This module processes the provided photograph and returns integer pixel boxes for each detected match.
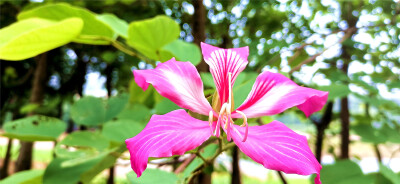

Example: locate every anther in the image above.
[208,111,214,135]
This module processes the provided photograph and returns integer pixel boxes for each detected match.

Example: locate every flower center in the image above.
[208,72,248,142]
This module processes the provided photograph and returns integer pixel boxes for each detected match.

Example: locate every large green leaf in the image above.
[55,131,110,159]
[0,170,44,184]
[70,96,105,126]
[102,119,145,143]
[318,84,351,101]
[105,94,129,122]
[320,160,374,184]
[97,13,128,38]
[17,3,115,45]
[0,18,83,61]
[2,115,66,141]
[117,103,151,122]
[127,15,180,60]
[380,164,400,184]
[127,169,179,184]
[154,98,180,115]
[353,124,387,144]
[161,39,202,65]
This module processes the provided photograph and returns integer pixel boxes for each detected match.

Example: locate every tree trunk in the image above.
[231,146,241,184]
[192,0,208,72]
[315,102,334,162]
[339,2,358,160]
[15,53,48,172]
[0,139,13,179]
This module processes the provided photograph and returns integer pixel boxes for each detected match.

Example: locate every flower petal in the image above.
[201,42,249,104]
[125,109,211,177]
[233,71,328,118]
[231,121,321,184]
[134,58,212,115]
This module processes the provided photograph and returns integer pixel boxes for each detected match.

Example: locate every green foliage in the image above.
[70,96,106,126]
[320,160,374,184]
[127,168,179,184]
[17,3,115,44]
[105,94,129,122]
[318,84,351,101]
[127,15,180,61]
[102,119,145,143]
[55,131,110,159]
[380,164,400,184]
[0,18,83,60]
[97,13,129,39]
[2,115,66,141]
[0,170,44,184]
[161,39,202,65]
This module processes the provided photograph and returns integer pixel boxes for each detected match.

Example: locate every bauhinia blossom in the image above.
[126,43,328,184]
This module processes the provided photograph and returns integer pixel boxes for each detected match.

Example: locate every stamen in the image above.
[215,103,228,137]
[208,111,214,135]
[228,72,232,106]
[236,110,248,142]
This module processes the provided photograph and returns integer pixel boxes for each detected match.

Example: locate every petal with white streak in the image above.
[233,71,328,118]
[134,58,212,115]
[201,42,249,104]
[125,109,211,177]
[231,121,321,184]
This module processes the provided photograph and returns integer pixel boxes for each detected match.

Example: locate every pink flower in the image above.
[126,43,328,184]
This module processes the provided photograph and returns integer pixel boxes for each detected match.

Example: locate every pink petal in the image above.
[231,121,321,184]
[200,42,249,104]
[133,58,212,115]
[125,109,211,177]
[233,71,328,118]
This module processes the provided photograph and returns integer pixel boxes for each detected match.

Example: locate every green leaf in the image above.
[317,84,351,101]
[0,170,44,184]
[161,39,202,65]
[127,15,180,60]
[183,144,218,178]
[97,13,128,38]
[117,103,151,122]
[70,96,105,126]
[105,94,129,122]
[55,131,110,159]
[2,115,66,141]
[0,18,83,61]
[200,72,215,88]
[320,160,373,184]
[380,164,400,184]
[154,98,180,115]
[17,3,115,45]
[352,124,387,144]
[127,169,179,184]
[102,119,145,143]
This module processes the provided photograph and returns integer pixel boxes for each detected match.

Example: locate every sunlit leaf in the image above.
[0,18,83,61]
[127,15,180,60]
[318,84,351,101]
[97,13,128,38]
[2,115,66,141]
[17,3,115,45]
[161,39,202,65]
[0,170,44,184]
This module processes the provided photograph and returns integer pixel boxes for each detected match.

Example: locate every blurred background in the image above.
[0,0,399,184]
